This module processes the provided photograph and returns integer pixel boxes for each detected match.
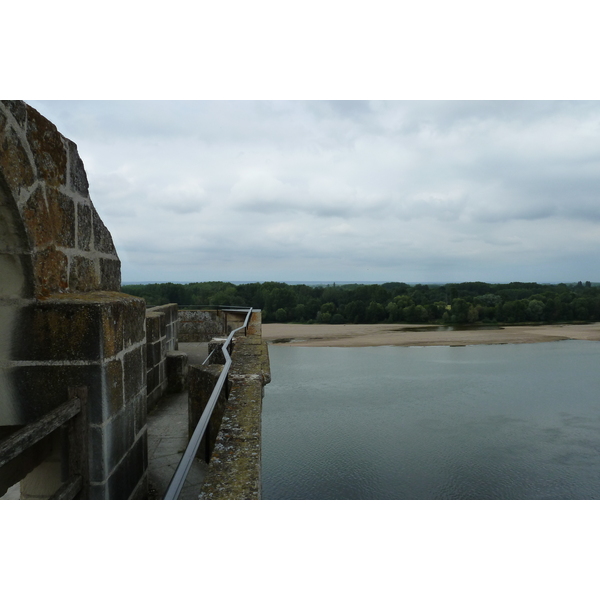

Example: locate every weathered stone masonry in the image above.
[189,310,271,500]
[146,303,180,411]
[1,101,270,500]
[0,101,147,499]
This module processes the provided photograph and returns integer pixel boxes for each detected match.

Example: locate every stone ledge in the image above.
[198,313,270,500]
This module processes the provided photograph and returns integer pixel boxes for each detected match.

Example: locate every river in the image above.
[261,340,600,499]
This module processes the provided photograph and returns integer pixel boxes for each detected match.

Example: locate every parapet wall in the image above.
[190,310,271,500]
[178,309,248,342]
[179,309,227,342]
[146,303,178,411]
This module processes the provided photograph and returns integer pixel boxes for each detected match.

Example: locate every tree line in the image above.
[121,280,600,325]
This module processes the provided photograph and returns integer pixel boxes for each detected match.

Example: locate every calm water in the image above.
[262,341,600,499]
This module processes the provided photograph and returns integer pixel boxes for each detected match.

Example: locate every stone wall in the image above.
[0,101,120,300]
[179,310,226,342]
[0,101,147,499]
[14,292,148,499]
[178,309,246,342]
[189,311,271,500]
[146,303,178,411]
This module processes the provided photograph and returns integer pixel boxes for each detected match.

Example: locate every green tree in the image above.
[467,305,479,323]
[294,303,307,321]
[450,298,470,323]
[366,302,386,323]
[320,302,336,315]
[316,311,332,323]
[527,300,545,321]
[414,305,429,323]
[344,300,366,323]
[386,301,400,322]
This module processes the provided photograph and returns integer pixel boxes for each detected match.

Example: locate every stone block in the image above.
[165,323,174,348]
[66,139,89,197]
[145,340,156,369]
[25,104,67,188]
[158,314,167,339]
[208,338,228,364]
[33,246,69,297]
[165,303,178,324]
[100,301,124,358]
[99,257,120,291]
[153,340,162,367]
[22,186,53,247]
[14,301,102,362]
[77,203,92,251]
[122,295,145,345]
[133,392,147,436]
[124,346,145,400]
[90,402,137,485]
[69,255,98,292]
[104,359,124,415]
[188,364,227,460]
[91,206,116,254]
[146,311,161,342]
[153,303,177,321]
[166,350,188,393]
[141,343,147,381]
[46,187,75,248]
[0,122,35,197]
[145,342,153,370]
[247,310,262,336]
[104,402,135,474]
[11,363,102,423]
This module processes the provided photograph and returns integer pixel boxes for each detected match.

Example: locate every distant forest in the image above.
[121,280,600,325]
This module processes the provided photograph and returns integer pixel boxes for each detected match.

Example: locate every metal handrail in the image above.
[163,306,254,500]
[154,304,253,311]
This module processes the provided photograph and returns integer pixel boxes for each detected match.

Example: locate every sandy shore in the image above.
[262,322,600,348]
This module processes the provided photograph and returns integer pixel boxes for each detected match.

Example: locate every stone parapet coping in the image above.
[198,314,270,500]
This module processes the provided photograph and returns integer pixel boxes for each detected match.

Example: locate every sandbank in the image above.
[262,322,600,348]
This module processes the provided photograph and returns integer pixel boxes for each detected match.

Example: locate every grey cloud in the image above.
[23,100,600,284]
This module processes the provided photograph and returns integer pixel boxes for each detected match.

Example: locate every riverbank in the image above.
[262,322,600,347]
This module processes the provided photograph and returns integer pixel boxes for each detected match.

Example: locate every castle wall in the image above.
[146,303,178,411]
[178,309,247,342]
[0,101,148,499]
[178,309,227,342]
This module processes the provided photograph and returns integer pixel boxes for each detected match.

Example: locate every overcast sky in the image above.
[27,100,600,284]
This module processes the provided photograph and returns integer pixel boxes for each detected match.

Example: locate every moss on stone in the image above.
[198,315,271,500]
